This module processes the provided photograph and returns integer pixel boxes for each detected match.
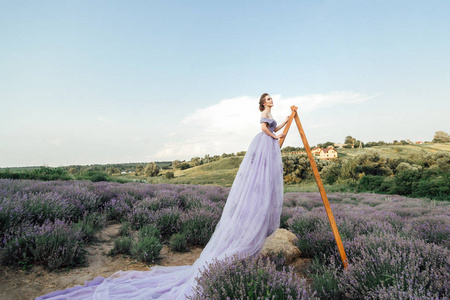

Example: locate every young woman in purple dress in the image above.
[38,93,288,300]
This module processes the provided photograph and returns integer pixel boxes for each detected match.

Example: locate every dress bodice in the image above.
[260,118,277,133]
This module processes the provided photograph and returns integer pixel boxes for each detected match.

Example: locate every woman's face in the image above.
[264,95,273,108]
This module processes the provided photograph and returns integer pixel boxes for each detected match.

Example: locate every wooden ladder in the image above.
[279,105,348,269]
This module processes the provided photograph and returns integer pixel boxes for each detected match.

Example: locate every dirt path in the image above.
[0,224,203,300]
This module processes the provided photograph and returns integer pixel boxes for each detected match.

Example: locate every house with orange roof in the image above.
[311,147,322,156]
[319,146,338,160]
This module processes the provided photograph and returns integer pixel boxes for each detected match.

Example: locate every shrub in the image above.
[357,175,386,192]
[311,233,450,299]
[288,210,336,259]
[165,171,174,179]
[144,163,160,177]
[288,206,396,261]
[0,167,71,181]
[138,224,161,239]
[119,221,132,236]
[189,255,316,299]
[110,236,133,255]
[131,235,162,264]
[180,163,190,170]
[182,207,220,246]
[1,220,86,270]
[170,233,188,252]
[393,169,422,195]
[127,207,154,230]
[20,192,73,225]
[85,172,109,182]
[73,212,106,242]
[404,215,450,248]
[152,207,181,237]
[104,197,132,221]
[413,172,450,201]
[310,256,343,300]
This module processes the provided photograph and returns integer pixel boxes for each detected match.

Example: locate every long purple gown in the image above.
[38,117,283,300]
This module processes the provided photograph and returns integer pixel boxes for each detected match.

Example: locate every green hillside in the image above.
[137,156,244,186]
[117,143,450,189]
[338,142,450,159]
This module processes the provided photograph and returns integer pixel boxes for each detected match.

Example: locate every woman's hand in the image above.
[276,133,286,140]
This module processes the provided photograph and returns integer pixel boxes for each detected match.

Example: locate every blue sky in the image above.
[1,1,449,167]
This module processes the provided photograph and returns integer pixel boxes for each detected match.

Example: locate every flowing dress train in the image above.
[38,117,283,300]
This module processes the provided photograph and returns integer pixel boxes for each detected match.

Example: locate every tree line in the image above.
[282,150,449,200]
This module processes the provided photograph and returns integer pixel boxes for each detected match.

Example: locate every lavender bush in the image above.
[131,235,163,264]
[1,179,449,299]
[284,193,450,298]
[73,212,106,242]
[311,234,450,299]
[189,255,316,300]
[181,206,221,246]
[1,219,86,270]
[119,221,132,236]
[170,233,188,252]
[110,236,133,255]
[152,207,182,237]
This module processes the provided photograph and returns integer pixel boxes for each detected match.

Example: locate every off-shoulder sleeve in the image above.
[260,117,275,124]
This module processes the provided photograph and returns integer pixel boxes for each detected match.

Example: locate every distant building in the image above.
[311,147,322,156]
[284,146,338,160]
[333,143,345,149]
[415,141,424,144]
[319,146,338,160]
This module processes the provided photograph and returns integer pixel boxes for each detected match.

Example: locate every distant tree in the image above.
[135,164,144,174]
[144,163,160,177]
[172,160,181,169]
[68,167,78,175]
[190,157,202,166]
[353,151,393,177]
[433,131,450,143]
[393,140,399,145]
[399,140,408,145]
[345,136,356,147]
[180,162,190,170]
[165,171,174,179]
[236,151,246,156]
[317,141,335,149]
[106,167,121,175]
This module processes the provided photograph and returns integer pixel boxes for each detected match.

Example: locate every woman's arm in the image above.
[274,116,290,132]
[261,123,286,139]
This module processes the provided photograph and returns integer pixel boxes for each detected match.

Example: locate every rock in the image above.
[261,228,301,264]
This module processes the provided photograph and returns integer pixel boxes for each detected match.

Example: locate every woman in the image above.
[38,93,288,300]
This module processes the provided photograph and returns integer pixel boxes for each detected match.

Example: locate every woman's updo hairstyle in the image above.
[259,93,269,112]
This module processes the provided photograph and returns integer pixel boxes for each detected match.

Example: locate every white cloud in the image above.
[151,91,371,161]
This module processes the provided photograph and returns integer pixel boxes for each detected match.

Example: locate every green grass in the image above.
[338,143,450,159]
[283,181,354,193]
[119,156,243,187]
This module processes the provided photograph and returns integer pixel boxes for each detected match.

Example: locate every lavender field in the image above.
[0,179,449,299]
